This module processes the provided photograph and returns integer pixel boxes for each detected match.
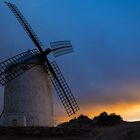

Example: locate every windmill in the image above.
[0,2,79,127]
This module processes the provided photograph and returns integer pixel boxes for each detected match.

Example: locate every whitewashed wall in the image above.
[3,65,53,127]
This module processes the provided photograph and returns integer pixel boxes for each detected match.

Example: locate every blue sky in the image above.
[1,0,140,122]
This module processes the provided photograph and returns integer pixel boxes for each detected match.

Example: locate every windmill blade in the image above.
[46,61,79,116]
[0,49,39,86]
[50,41,73,57]
[5,2,44,54]
[5,2,79,116]
[0,49,38,75]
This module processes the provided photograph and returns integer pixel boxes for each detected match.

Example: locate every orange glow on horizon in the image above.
[55,102,140,124]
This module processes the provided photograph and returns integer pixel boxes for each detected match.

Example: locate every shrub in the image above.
[93,112,123,126]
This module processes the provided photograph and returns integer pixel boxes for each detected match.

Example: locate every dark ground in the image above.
[0,114,140,140]
[0,122,140,140]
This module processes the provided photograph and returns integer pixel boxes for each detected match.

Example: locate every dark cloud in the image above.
[80,83,140,107]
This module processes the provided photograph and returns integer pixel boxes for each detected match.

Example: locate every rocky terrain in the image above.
[0,112,139,140]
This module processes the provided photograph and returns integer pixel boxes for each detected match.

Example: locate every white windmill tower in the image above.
[0,2,79,127]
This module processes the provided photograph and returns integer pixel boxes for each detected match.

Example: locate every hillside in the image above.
[58,112,123,128]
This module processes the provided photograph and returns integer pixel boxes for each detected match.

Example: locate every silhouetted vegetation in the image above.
[70,114,92,124]
[58,112,123,128]
[93,112,123,126]
[58,114,92,128]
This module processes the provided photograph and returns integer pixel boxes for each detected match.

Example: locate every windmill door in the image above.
[12,119,17,127]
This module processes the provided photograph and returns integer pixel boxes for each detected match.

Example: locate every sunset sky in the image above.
[0,0,140,123]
